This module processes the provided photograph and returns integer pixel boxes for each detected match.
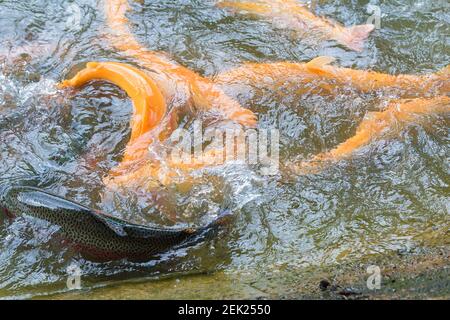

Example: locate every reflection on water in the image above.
[0,0,448,298]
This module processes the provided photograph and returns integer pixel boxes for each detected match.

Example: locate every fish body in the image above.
[217,0,375,52]
[290,96,450,173]
[215,57,450,98]
[0,186,231,262]
[322,96,450,159]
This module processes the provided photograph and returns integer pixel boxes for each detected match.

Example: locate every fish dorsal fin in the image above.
[102,217,128,236]
[436,65,449,77]
[189,81,213,112]
[305,56,336,76]
[90,210,128,237]
[101,218,127,237]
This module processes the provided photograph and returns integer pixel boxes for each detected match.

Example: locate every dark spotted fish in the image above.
[0,186,231,262]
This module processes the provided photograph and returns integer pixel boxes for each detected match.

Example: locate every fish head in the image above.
[0,185,27,219]
[0,184,13,218]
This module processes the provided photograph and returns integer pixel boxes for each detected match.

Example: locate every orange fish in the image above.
[103,147,227,190]
[289,96,450,174]
[215,56,450,98]
[216,0,375,52]
[59,62,169,184]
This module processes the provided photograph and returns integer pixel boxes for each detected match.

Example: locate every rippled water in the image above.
[0,0,448,299]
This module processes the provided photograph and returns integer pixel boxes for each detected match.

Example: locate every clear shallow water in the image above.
[0,0,448,299]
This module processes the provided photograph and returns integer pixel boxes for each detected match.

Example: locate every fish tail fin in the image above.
[436,65,450,77]
[199,208,234,236]
[177,209,234,249]
[214,208,234,227]
[336,24,375,52]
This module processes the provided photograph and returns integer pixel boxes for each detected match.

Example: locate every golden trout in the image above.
[217,0,375,52]
[215,56,450,98]
[289,96,450,173]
